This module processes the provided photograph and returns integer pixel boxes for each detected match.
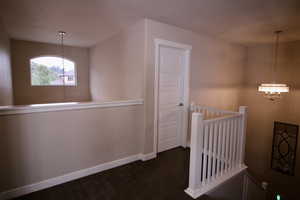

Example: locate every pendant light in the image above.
[59,31,67,101]
[258,30,289,101]
[58,31,66,86]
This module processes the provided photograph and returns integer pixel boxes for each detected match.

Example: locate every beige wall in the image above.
[11,39,91,105]
[89,19,246,154]
[0,105,144,192]
[89,36,123,100]
[0,19,13,105]
[242,41,300,199]
[1,19,248,195]
[90,20,145,101]
[143,19,246,153]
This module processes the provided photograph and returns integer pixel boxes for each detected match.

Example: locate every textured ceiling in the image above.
[1,0,300,47]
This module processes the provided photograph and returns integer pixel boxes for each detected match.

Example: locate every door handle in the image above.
[178,103,184,106]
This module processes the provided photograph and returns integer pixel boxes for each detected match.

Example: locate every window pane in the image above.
[30,56,76,86]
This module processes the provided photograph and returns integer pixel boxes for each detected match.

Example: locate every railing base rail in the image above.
[185,165,247,199]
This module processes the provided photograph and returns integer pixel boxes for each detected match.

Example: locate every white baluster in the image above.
[239,106,248,167]
[236,117,241,165]
[232,118,238,168]
[207,123,214,182]
[202,125,209,185]
[216,121,222,177]
[187,112,204,192]
[228,119,233,170]
[221,120,226,176]
[225,120,230,172]
[231,119,236,169]
[212,122,218,180]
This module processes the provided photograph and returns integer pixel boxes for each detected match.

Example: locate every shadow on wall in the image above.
[241,41,300,199]
[0,19,13,106]
[0,116,24,192]
[242,74,300,198]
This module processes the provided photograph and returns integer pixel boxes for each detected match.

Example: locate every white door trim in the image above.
[154,38,192,154]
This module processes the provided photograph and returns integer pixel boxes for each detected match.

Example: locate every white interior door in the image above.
[157,45,186,153]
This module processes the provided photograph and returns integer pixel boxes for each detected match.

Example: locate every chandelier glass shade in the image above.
[258,83,289,93]
[258,83,289,100]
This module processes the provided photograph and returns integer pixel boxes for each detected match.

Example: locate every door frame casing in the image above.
[154,38,192,154]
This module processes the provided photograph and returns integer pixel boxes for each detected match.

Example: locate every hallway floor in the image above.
[13,148,210,200]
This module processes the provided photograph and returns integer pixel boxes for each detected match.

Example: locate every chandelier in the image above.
[258,30,289,101]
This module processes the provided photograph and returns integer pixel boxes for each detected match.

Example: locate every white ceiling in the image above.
[1,0,300,47]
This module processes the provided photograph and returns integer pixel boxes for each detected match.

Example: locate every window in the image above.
[30,56,76,86]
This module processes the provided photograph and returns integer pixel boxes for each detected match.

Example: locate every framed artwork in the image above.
[271,121,298,176]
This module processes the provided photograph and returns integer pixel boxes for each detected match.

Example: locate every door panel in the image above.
[158,46,185,153]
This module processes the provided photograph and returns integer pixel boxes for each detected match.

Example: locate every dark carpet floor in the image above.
[13,147,209,200]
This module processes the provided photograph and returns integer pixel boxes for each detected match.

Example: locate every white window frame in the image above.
[30,56,77,87]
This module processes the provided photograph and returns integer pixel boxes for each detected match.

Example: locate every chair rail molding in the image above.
[0,99,144,116]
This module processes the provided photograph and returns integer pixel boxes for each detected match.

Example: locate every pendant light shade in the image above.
[258,83,289,93]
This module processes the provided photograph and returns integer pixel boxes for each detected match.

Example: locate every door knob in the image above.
[178,103,184,106]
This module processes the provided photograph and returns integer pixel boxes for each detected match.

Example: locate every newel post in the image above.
[239,106,248,166]
[186,112,204,196]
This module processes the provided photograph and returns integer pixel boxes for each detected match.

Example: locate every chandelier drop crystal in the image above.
[258,30,289,101]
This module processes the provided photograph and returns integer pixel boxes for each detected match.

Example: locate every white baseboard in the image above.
[0,153,151,200]
[139,152,157,161]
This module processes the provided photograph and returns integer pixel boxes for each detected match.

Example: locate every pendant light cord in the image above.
[272,31,281,83]
[59,31,66,100]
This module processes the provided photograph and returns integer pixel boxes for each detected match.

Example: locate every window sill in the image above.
[0,99,144,116]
